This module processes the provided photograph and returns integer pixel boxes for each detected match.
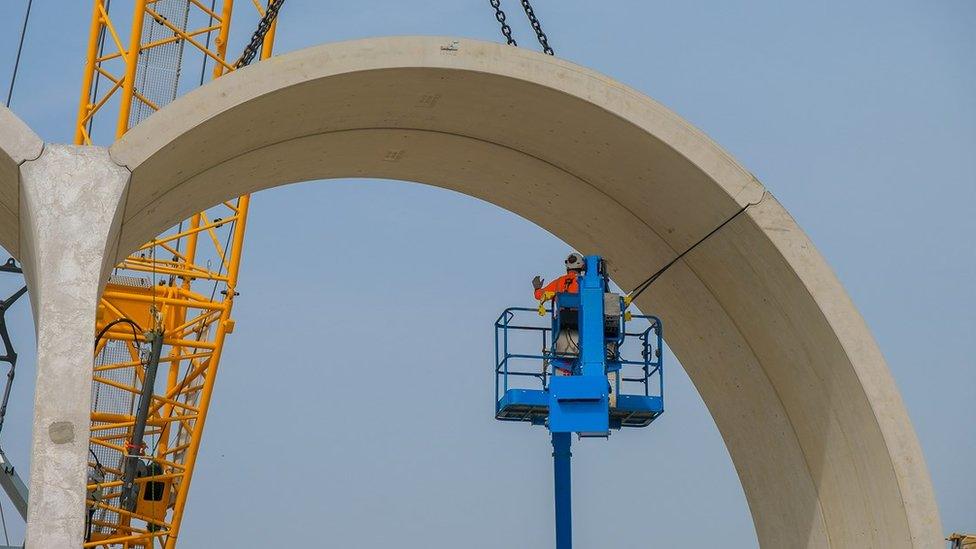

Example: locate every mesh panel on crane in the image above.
[90,338,141,535]
[128,0,192,129]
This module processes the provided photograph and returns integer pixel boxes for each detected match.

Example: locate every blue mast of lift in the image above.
[551,431,572,549]
[494,254,665,549]
[546,255,610,548]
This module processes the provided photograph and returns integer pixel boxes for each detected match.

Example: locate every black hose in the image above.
[94,318,143,351]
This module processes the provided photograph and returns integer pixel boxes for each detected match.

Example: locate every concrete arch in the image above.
[0,105,44,256]
[12,37,941,546]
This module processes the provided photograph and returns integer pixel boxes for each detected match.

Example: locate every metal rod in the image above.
[120,328,164,511]
[0,446,27,520]
[114,0,148,137]
[0,286,27,436]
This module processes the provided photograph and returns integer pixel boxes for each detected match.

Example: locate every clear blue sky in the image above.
[0,1,972,547]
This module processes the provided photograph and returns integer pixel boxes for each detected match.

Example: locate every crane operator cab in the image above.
[493,253,664,549]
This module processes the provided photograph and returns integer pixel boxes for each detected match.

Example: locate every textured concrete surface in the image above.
[18,145,129,548]
[0,37,941,547]
[0,106,43,257]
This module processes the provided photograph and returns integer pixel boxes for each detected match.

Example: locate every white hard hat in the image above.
[565,253,585,271]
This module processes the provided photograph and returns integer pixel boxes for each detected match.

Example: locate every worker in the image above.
[533,253,585,375]
[532,253,583,301]
[533,254,620,403]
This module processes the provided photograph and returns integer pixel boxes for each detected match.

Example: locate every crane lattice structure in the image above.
[74,1,279,547]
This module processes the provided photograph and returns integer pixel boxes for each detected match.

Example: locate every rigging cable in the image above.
[208,219,235,302]
[208,0,286,299]
[627,192,769,303]
[197,0,218,86]
[209,0,288,299]
[5,0,33,107]
[177,0,219,257]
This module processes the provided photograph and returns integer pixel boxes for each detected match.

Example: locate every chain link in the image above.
[234,0,285,69]
[520,0,553,55]
[489,0,518,47]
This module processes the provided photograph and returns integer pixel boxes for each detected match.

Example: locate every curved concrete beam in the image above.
[0,105,43,256]
[90,37,938,546]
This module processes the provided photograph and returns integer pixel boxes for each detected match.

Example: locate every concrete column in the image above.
[18,145,129,548]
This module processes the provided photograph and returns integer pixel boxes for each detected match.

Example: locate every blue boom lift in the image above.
[494,255,664,548]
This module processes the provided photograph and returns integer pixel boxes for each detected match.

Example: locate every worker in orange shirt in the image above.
[532,253,583,301]
[532,253,586,375]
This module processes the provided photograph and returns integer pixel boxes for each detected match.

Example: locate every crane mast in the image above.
[73,1,278,547]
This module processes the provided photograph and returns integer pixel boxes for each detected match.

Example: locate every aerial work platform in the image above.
[496,389,662,428]
[493,255,666,548]
[494,306,664,431]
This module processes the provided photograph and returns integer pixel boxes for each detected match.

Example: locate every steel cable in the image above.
[627,192,769,302]
[5,0,33,107]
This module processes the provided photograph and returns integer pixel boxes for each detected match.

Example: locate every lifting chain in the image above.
[234,0,285,69]
[487,0,554,56]
[519,0,554,55]
[489,0,518,46]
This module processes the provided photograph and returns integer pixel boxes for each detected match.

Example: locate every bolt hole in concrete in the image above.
[47,422,73,445]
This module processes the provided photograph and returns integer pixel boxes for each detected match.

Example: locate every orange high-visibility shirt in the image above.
[534,272,579,300]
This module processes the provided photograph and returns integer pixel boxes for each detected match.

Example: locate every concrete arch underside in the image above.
[0,37,940,547]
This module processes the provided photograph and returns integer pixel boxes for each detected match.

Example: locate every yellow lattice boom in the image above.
[74,1,278,547]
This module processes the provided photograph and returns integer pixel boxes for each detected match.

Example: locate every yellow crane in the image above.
[73,1,280,547]
[949,534,976,549]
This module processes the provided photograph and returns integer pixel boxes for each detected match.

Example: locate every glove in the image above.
[531,276,544,290]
